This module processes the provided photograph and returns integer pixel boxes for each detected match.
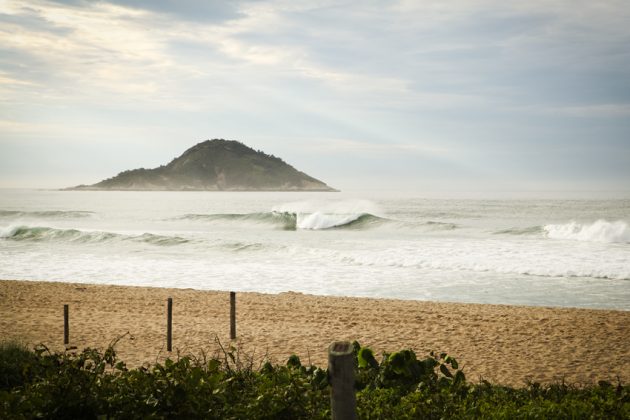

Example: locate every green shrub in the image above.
[0,341,39,390]
[0,340,627,419]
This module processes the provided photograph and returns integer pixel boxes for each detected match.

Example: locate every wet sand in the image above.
[1,279,628,386]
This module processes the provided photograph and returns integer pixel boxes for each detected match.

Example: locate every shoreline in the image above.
[1,279,629,387]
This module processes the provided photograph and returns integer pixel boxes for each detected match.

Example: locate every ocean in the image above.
[1,189,629,310]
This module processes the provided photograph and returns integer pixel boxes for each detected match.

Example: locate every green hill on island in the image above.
[69,139,336,191]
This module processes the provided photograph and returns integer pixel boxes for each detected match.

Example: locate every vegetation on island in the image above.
[1,339,628,419]
[69,139,336,191]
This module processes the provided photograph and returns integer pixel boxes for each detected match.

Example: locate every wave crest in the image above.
[177,212,297,230]
[543,220,630,243]
[0,225,188,246]
[0,210,94,219]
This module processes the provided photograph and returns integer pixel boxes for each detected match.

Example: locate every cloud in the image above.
[0,0,212,112]
[44,0,248,22]
[4,0,627,112]
[0,0,629,190]
[0,8,72,35]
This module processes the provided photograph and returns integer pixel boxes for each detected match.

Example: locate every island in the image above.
[68,139,337,191]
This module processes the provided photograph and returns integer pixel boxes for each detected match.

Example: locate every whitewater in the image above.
[1,189,629,310]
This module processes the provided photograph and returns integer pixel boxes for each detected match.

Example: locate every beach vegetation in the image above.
[0,341,39,391]
[0,340,627,419]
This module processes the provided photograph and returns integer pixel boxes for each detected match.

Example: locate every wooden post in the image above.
[329,341,357,420]
[230,292,236,340]
[166,297,172,352]
[63,304,69,346]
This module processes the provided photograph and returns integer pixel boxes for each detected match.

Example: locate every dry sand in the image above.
[1,279,628,387]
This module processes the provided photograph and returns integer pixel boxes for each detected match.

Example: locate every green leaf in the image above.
[450,358,459,370]
[439,364,453,378]
[207,359,220,372]
[454,370,465,384]
[286,354,301,369]
[388,352,406,374]
[358,347,378,369]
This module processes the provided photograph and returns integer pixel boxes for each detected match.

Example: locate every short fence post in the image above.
[328,341,357,420]
[230,292,236,340]
[63,304,69,346]
[167,297,173,352]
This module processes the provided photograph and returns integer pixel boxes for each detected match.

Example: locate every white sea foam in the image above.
[296,212,362,230]
[0,224,21,238]
[543,220,630,243]
[333,244,630,281]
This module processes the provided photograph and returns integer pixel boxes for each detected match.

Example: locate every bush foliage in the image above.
[0,339,628,419]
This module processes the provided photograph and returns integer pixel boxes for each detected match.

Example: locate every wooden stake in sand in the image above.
[328,341,357,420]
[63,304,69,346]
[230,291,236,340]
[166,297,173,352]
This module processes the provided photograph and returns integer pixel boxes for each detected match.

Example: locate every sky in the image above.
[1,0,629,194]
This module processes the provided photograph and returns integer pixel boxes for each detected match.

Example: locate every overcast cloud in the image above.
[1,0,629,194]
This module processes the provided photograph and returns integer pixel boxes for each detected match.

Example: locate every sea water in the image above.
[0,189,628,310]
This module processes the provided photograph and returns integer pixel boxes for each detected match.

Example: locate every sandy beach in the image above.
[1,279,628,387]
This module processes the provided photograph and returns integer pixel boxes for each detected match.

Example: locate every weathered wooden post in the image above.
[230,291,236,340]
[63,304,69,346]
[328,341,357,420]
[166,297,173,352]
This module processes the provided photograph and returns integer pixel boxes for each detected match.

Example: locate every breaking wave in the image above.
[0,209,94,218]
[295,212,385,230]
[176,211,388,231]
[0,225,188,246]
[544,220,630,244]
[494,220,630,244]
[175,200,459,231]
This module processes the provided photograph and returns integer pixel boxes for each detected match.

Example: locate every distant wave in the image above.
[420,221,459,231]
[544,220,630,244]
[176,211,389,231]
[130,232,189,246]
[0,210,94,219]
[0,225,188,246]
[177,212,297,230]
[494,226,544,236]
[221,241,267,252]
